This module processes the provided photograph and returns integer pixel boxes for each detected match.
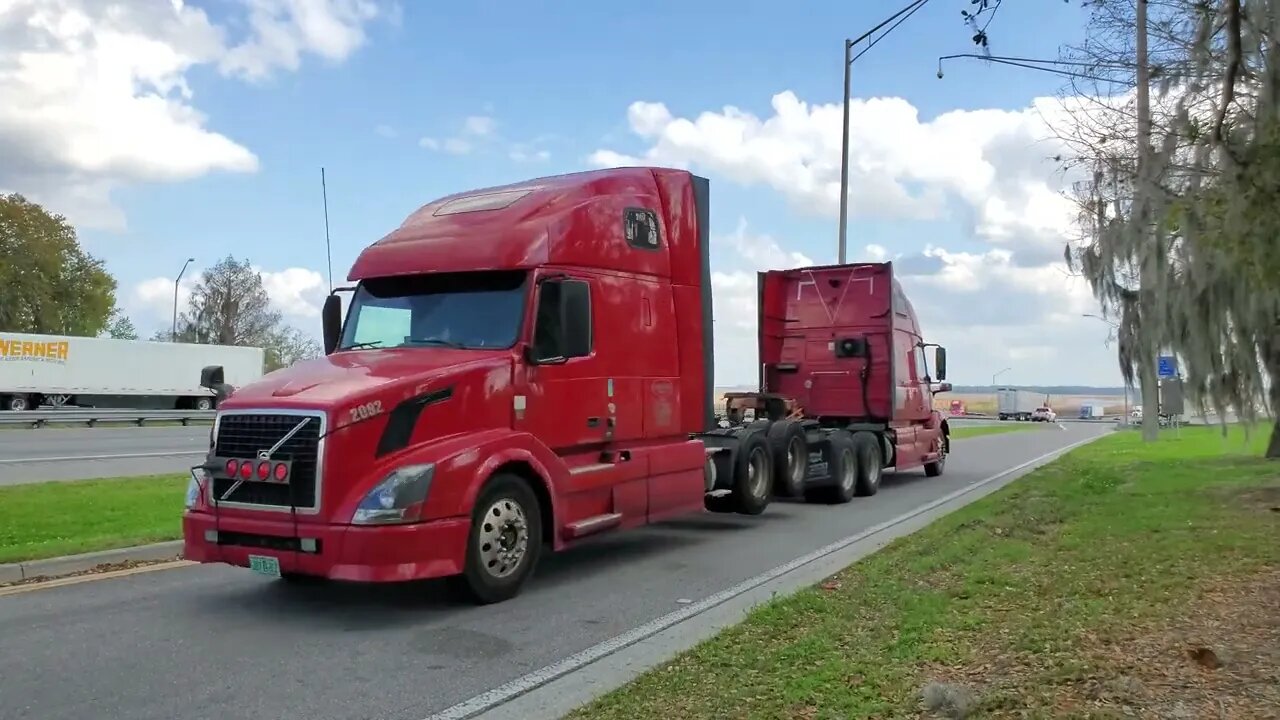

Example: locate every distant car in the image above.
[1031,406,1057,422]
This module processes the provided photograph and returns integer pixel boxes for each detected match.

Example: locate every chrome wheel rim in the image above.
[478,497,529,579]
[787,437,805,487]
[747,447,769,498]
[839,448,856,490]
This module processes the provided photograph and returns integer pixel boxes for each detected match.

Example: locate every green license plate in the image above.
[248,554,281,578]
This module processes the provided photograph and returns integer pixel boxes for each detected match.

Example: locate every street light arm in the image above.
[847,0,931,53]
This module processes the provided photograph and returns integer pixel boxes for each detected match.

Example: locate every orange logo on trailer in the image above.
[0,337,70,364]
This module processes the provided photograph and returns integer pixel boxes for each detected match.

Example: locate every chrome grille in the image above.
[212,412,323,510]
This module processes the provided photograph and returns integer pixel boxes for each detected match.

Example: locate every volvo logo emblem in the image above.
[257,449,271,460]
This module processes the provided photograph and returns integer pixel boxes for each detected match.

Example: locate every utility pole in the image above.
[173,257,194,342]
[838,38,853,264]
[1134,0,1160,442]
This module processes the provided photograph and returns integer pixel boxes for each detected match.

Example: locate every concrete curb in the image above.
[0,540,183,583]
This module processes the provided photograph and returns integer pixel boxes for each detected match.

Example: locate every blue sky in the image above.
[1,0,1119,387]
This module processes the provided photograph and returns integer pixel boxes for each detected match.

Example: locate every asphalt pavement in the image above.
[0,423,1107,720]
[0,426,209,485]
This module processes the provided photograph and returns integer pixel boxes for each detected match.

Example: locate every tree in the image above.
[0,193,117,335]
[176,256,282,347]
[1059,0,1280,456]
[103,308,139,340]
[265,326,322,372]
[968,1,1279,455]
[175,255,322,373]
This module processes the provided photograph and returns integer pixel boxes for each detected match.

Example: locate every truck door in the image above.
[517,275,606,455]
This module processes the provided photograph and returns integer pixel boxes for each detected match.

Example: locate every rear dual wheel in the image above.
[705,427,773,515]
[767,420,808,498]
[804,431,882,503]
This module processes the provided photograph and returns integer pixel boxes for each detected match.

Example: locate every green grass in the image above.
[569,426,1280,720]
[0,474,186,564]
[949,423,1048,439]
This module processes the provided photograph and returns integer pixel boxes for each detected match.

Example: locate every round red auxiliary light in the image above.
[273,462,288,482]
[239,461,252,479]
[225,459,239,477]
[256,461,271,480]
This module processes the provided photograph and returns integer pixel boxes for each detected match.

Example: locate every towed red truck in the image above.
[183,166,952,604]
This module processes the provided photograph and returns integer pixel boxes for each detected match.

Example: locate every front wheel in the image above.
[924,435,948,477]
[452,473,543,605]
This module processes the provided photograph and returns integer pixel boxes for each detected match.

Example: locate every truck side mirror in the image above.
[322,294,342,355]
[934,346,947,381]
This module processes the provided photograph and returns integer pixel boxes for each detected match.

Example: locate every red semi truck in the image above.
[182,167,952,604]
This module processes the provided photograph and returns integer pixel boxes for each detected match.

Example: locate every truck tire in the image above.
[452,473,543,605]
[804,430,857,504]
[194,397,215,411]
[730,429,772,515]
[924,434,948,477]
[766,419,808,498]
[850,431,883,496]
[4,395,31,412]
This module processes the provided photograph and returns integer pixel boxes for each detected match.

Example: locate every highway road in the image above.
[0,423,1107,720]
[0,426,209,486]
[0,417,1117,486]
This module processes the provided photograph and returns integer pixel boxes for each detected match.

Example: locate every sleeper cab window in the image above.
[624,208,661,250]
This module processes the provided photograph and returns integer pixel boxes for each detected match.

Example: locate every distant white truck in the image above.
[0,332,264,411]
[997,388,1044,421]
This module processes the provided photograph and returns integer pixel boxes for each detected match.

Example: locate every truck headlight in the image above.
[186,467,210,509]
[351,463,435,525]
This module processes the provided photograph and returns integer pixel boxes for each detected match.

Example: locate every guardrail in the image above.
[0,408,215,428]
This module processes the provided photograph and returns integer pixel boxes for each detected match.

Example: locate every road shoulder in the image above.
[432,432,1109,720]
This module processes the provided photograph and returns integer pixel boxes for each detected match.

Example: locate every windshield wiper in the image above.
[342,341,383,350]
[405,337,468,349]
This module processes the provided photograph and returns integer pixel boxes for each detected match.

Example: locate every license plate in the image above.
[248,554,281,578]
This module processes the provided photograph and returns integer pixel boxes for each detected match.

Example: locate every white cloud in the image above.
[462,115,496,137]
[374,123,397,138]
[590,91,1081,264]
[420,114,499,156]
[0,0,387,230]
[593,90,1122,386]
[509,145,552,163]
[218,0,382,81]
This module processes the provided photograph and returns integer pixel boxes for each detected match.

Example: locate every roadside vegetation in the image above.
[569,426,1280,719]
[0,474,184,563]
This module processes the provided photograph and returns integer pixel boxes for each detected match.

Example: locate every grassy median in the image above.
[948,422,1049,440]
[570,426,1280,719]
[0,474,185,564]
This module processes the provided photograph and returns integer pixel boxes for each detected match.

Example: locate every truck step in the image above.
[563,513,623,540]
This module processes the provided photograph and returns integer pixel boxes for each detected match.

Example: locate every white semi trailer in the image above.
[0,333,263,411]
[996,388,1045,421]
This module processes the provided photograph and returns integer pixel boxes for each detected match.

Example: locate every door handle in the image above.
[586,417,601,428]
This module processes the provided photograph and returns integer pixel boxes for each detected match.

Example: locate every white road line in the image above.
[423,432,1105,720]
[0,450,204,465]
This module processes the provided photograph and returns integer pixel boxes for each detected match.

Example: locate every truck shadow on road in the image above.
[186,530,712,626]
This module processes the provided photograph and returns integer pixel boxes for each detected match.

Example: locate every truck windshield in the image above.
[339,270,528,351]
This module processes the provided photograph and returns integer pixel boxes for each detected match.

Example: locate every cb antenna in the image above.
[321,167,333,293]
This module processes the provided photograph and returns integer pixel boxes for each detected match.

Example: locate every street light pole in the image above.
[838,37,853,264]
[837,0,932,263]
[173,257,194,342]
